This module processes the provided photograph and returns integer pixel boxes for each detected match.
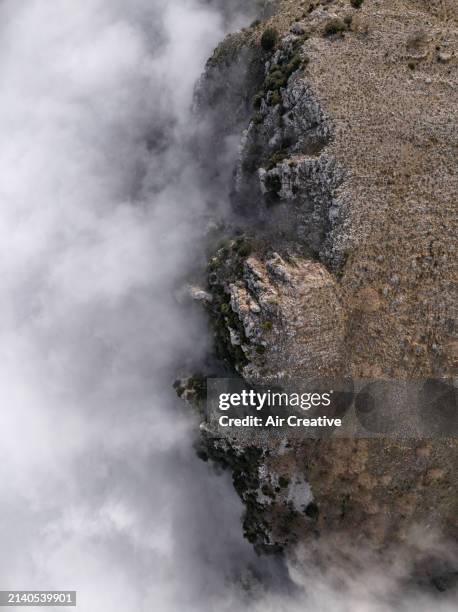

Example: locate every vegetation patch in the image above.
[261,27,279,52]
[265,173,282,194]
[267,149,289,170]
[269,91,282,106]
[264,53,304,94]
[323,18,348,37]
[206,237,259,373]
[252,92,264,110]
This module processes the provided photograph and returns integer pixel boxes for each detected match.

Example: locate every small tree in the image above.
[261,27,279,51]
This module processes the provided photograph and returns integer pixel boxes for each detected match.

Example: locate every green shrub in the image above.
[252,92,264,109]
[261,49,307,100]
[235,238,252,257]
[265,174,282,193]
[351,0,364,8]
[324,18,347,37]
[265,67,288,91]
[305,502,320,519]
[286,53,302,73]
[267,149,288,170]
[270,91,282,106]
[261,27,279,51]
[220,303,231,315]
[250,19,261,28]
[187,375,207,401]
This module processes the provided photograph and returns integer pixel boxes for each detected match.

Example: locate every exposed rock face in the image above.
[184,0,457,564]
[231,33,344,262]
[208,242,346,383]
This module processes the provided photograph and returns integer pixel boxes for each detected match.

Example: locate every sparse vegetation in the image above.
[351,0,364,8]
[324,18,347,37]
[261,27,279,52]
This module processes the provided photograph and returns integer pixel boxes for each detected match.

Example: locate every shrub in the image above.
[250,19,261,28]
[270,91,282,106]
[324,18,347,37]
[265,174,282,193]
[187,375,207,402]
[267,149,288,170]
[305,502,320,519]
[265,67,288,91]
[235,238,252,257]
[252,92,264,109]
[351,0,364,7]
[261,27,279,51]
[286,53,303,73]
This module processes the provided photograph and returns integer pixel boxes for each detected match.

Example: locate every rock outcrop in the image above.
[208,241,346,383]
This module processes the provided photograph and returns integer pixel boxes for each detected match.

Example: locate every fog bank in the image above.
[0,1,263,610]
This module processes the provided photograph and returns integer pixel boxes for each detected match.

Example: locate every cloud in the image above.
[0,0,263,609]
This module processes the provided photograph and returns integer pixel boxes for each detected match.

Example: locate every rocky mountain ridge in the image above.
[178,0,457,579]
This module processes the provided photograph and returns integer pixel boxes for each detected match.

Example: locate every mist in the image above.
[0,0,263,609]
[0,1,455,611]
